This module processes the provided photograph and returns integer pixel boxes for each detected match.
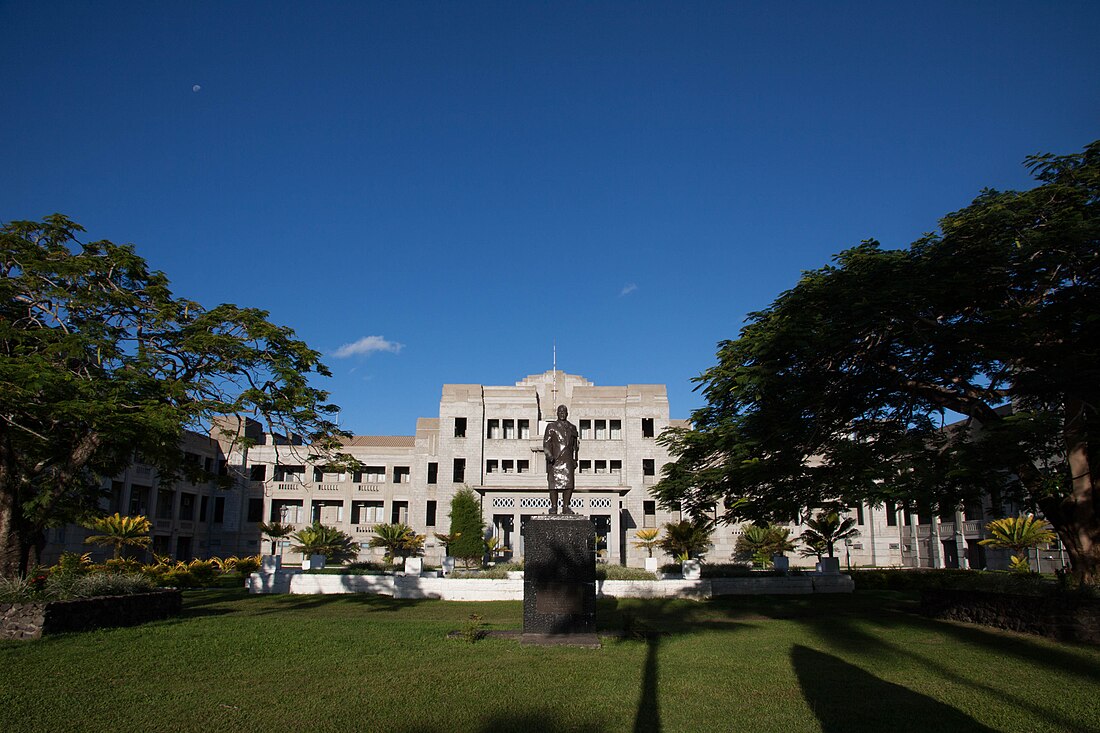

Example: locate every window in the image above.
[313,467,324,482]
[963,499,983,521]
[486,460,498,474]
[247,498,263,523]
[213,497,225,523]
[199,496,208,522]
[595,420,607,440]
[128,486,149,516]
[391,500,409,524]
[579,460,592,474]
[393,466,410,484]
[594,460,607,474]
[642,418,655,438]
[250,464,267,481]
[352,501,384,524]
[517,459,529,473]
[855,504,864,526]
[502,459,514,473]
[454,417,467,438]
[179,493,196,521]
[580,420,592,439]
[886,500,898,527]
[157,489,174,520]
[503,419,515,439]
[518,419,530,439]
[453,458,466,483]
[203,456,213,473]
[642,459,655,476]
[609,420,621,439]
[610,460,622,475]
[487,419,500,439]
[426,500,437,527]
[273,464,305,482]
[361,466,385,483]
[427,462,438,484]
[643,500,657,528]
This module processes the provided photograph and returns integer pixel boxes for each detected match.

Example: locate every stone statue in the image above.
[543,404,579,514]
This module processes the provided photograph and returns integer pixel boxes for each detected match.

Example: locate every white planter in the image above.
[442,556,455,576]
[391,556,405,571]
[682,559,702,580]
[816,557,841,574]
[644,557,659,573]
[261,555,282,573]
[404,557,423,574]
[772,555,790,572]
[301,554,326,571]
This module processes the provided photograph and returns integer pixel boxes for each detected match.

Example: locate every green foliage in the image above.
[980,515,1058,572]
[657,519,713,560]
[82,513,152,560]
[735,523,796,567]
[291,522,359,564]
[632,528,661,558]
[50,551,93,576]
[595,565,658,581]
[368,523,425,563]
[0,571,155,602]
[0,215,349,577]
[460,613,486,643]
[258,522,294,555]
[653,141,1100,581]
[798,511,860,559]
[448,487,485,567]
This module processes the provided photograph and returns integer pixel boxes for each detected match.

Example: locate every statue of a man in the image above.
[543,404,579,514]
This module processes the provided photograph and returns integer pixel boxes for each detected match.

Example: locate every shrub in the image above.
[0,571,156,602]
[187,559,221,585]
[596,565,657,581]
[233,555,262,575]
[658,519,713,560]
[70,572,156,598]
[448,487,485,568]
[50,551,94,576]
[291,522,359,564]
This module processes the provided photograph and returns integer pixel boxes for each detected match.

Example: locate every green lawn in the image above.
[2,589,1098,733]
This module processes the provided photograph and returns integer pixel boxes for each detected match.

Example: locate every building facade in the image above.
[44,369,1057,572]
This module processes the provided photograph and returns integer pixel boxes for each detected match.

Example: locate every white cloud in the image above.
[620,283,638,297]
[332,335,404,359]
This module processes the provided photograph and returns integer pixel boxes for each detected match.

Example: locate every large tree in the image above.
[0,215,348,577]
[656,141,1100,581]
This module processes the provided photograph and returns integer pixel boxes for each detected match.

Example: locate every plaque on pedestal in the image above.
[523,515,596,635]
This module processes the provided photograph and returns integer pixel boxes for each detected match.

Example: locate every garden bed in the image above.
[1,589,182,640]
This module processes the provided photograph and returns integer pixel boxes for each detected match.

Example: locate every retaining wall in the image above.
[1,590,182,641]
[248,572,853,599]
[921,588,1100,645]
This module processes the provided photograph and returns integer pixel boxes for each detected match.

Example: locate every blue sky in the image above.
[3,2,1098,435]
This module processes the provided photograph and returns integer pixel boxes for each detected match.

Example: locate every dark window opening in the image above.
[250,464,267,481]
[642,459,655,476]
[427,462,438,484]
[453,458,466,483]
[643,500,656,528]
[199,496,208,522]
[426,500,437,527]
[454,417,467,438]
[247,498,263,523]
[213,497,225,523]
[642,418,655,438]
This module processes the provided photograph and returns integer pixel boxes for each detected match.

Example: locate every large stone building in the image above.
[45,369,1056,572]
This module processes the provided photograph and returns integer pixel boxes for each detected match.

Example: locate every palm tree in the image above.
[798,511,861,559]
[632,528,661,558]
[291,522,358,564]
[735,523,795,567]
[980,515,1056,572]
[83,513,152,560]
[369,523,425,563]
[258,521,294,555]
[658,519,713,560]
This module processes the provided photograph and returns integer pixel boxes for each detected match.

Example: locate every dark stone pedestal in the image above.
[523,514,596,635]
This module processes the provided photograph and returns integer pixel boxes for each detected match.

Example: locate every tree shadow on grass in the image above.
[792,645,996,733]
[791,599,1100,733]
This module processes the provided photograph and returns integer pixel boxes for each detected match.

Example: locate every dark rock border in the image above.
[1,589,182,640]
[921,588,1100,645]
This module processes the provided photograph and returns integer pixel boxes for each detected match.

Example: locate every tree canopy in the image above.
[655,141,1100,581]
[0,215,348,576]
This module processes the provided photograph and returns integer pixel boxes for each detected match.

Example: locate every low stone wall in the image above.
[248,572,853,599]
[1,590,182,641]
[921,589,1100,645]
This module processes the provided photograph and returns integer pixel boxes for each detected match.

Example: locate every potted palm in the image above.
[799,511,860,574]
[979,515,1057,572]
[290,522,358,570]
[258,520,294,572]
[658,519,713,579]
[632,528,661,572]
[83,513,153,560]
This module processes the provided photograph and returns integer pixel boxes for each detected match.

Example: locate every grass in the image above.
[2,590,1099,733]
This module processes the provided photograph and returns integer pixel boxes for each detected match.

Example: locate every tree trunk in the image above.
[0,491,32,578]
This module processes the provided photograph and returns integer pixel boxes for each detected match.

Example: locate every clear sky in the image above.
[3,2,1098,435]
